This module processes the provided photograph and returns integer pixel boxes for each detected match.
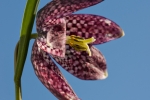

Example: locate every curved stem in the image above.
[14,33,38,71]
[14,41,22,100]
[14,0,40,100]
[14,33,37,100]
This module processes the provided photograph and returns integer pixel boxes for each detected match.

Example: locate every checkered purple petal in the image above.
[53,44,107,80]
[31,40,80,100]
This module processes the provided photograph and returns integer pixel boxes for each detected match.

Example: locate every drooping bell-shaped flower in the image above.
[31,0,124,100]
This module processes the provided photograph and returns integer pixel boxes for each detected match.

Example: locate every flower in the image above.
[31,0,124,100]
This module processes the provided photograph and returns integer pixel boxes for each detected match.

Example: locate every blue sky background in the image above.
[1,0,150,100]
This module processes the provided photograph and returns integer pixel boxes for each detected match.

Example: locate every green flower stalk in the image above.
[14,0,39,100]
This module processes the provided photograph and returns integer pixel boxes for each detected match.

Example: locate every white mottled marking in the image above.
[69,70,74,74]
[84,24,87,27]
[75,67,78,72]
[73,61,79,66]
[54,9,58,13]
[94,29,99,33]
[43,28,46,31]
[76,23,81,28]
[88,21,94,25]
[99,19,104,22]
[104,19,111,25]
[47,48,51,53]
[106,33,113,37]
[73,19,76,24]
[40,63,43,67]
[85,32,89,38]
[38,47,41,52]
[70,27,77,32]
[80,20,85,24]
[67,23,72,28]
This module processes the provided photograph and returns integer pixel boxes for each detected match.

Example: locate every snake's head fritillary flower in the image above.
[31,0,124,100]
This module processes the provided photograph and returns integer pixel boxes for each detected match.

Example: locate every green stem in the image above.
[14,41,22,100]
[30,33,38,39]
[14,33,38,71]
[15,80,22,100]
[14,0,40,100]
[14,33,37,100]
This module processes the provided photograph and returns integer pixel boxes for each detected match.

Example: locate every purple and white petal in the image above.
[31,40,80,100]
[36,0,104,31]
[32,0,125,99]
[65,14,124,45]
[37,18,67,57]
[36,0,105,58]
[53,45,107,80]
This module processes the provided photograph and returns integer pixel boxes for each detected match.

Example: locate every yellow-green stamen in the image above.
[66,35,96,56]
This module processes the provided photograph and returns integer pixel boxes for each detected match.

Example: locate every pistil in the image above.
[66,35,95,56]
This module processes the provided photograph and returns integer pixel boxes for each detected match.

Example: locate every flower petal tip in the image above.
[103,70,108,79]
[99,70,108,80]
[120,30,125,37]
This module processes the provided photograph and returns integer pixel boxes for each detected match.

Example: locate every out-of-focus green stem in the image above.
[14,33,37,71]
[14,0,40,100]
[14,33,37,67]
[14,41,22,100]
[30,33,38,39]
[14,33,38,70]
[14,33,38,72]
